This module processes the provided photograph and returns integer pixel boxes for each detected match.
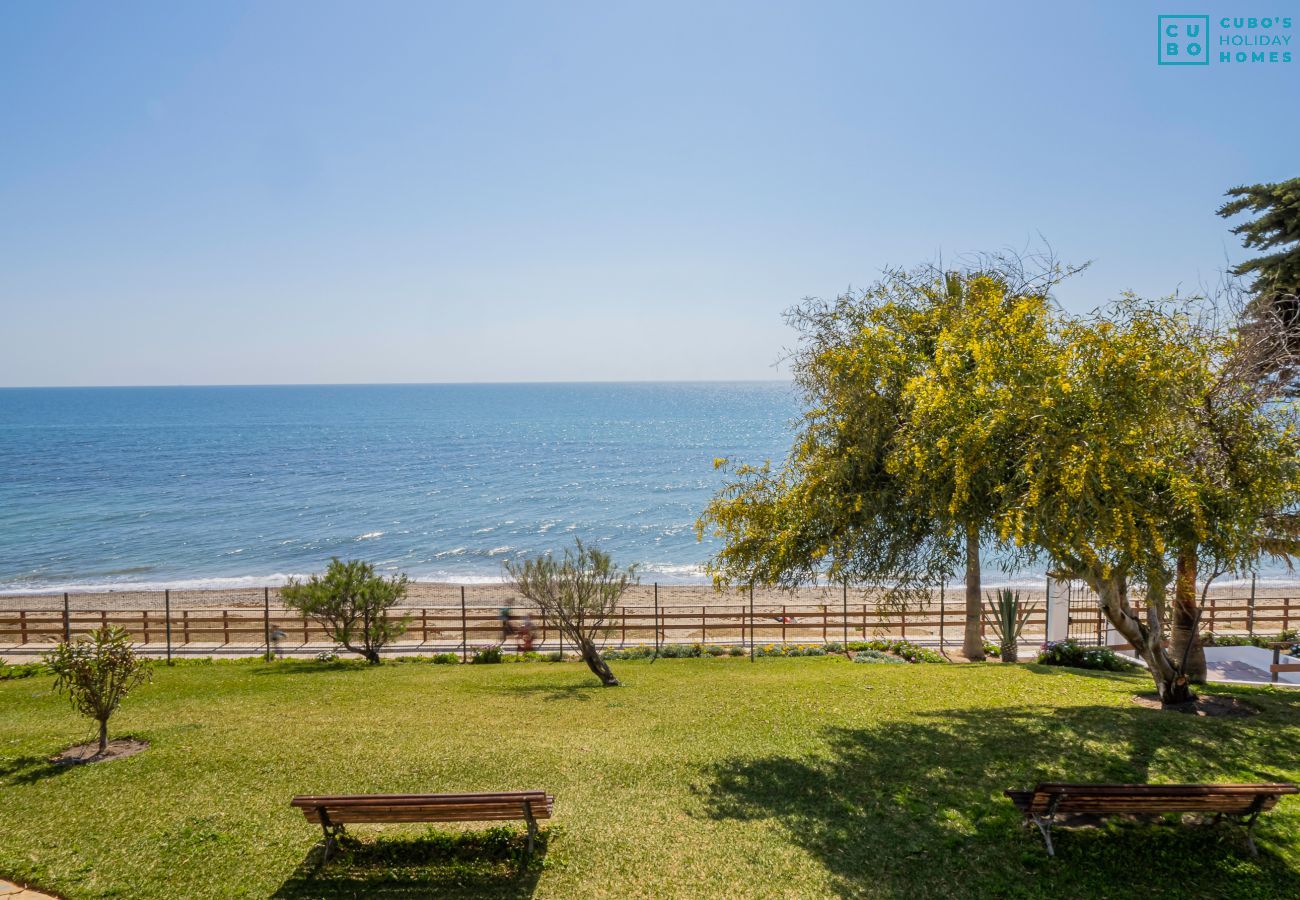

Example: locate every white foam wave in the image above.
[355,531,385,541]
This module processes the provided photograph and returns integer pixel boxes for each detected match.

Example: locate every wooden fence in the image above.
[2,590,1295,656]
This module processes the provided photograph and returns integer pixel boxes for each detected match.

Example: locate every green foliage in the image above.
[982,589,1034,661]
[43,625,151,751]
[698,257,1080,601]
[0,661,46,680]
[470,645,503,664]
[431,652,459,664]
[845,639,945,663]
[1218,177,1300,297]
[1037,640,1138,672]
[280,558,410,665]
[504,539,637,686]
[852,649,906,664]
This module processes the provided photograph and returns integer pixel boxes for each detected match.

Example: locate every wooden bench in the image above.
[1005,783,1297,856]
[290,791,554,864]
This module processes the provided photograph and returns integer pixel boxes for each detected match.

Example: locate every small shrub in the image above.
[431,652,459,664]
[843,639,944,663]
[1037,639,1138,672]
[0,661,46,680]
[983,641,1001,659]
[44,626,151,754]
[315,649,340,663]
[853,649,906,664]
[728,646,746,657]
[471,646,503,664]
[281,558,411,665]
[545,651,564,662]
[823,642,844,654]
[703,645,728,657]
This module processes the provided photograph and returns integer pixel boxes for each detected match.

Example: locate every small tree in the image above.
[45,626,151,754]
[281,559,411,664]
[503,540,636,686]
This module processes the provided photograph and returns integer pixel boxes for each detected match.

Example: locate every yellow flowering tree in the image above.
[994,298,1299,704]
[699,257,1077,659]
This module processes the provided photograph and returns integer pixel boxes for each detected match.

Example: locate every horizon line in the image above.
[0,377,796,391]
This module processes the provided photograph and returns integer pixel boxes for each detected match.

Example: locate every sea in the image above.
[1,382,1289,595]
[0,382,800,593]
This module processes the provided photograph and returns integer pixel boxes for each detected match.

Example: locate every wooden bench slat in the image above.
[291,791,554,827]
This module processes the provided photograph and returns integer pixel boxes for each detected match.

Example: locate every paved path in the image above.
[0,880,56,899]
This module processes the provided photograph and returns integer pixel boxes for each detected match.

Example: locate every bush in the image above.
[44,626,151,754]
[983,641,1001,659]
[844,639,945,664]
[545,651,564,662]
[0,661,46,680]
[281,558,411,665]
[431,653,459,664]
[471,646,503,664]
[728,646,746,657]
[852,649,906,665]
[314,649,340,663]
[1037,639,1138,672]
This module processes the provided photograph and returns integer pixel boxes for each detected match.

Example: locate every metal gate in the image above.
[1065,581,1104,645]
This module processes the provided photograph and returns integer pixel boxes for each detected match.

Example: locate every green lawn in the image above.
[2,655,1298,898]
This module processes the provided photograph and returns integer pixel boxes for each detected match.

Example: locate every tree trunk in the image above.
[1000,639,1018,663]
[1088,569,1192,706]
[364,648,381,665]
[98,717,109,754]
[962,523,985,661]
[1171,549,1206,684]
[579,640,620,686]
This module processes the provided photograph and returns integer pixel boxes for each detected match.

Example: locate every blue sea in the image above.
[0,383,800,592]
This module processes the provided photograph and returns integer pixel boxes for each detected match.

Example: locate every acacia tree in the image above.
[281,558,411,664]
[1000,299,1298,704]
[504,540,637,686]
[700,256,1078,659]
[45,626,151,754]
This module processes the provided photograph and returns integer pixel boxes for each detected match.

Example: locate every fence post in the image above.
[460,586,468,662]
[1273,646,1281,685]
[1247,574,1257,637]
[165,589,173,665]
[262,587,270,660]
[62,592,70,642]
[19,610,27,644]
[653,583,659,655]
[701,605,706,644]
[749,585,754,661]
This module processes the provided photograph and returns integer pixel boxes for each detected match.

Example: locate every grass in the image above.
[1,655,1298,898]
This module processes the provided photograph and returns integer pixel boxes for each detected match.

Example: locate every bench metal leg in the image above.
[316,808,346,868]
[1031,814,1055,857]
[522,804,538,857]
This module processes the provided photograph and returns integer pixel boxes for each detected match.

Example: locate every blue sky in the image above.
[1,1,1296,386]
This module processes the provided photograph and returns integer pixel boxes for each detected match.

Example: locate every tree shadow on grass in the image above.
[698,702,1300,899]
[272,826,547,899]
[495,681,602,702]
[0,753,74,785]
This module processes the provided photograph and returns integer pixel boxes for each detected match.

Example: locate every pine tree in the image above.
[1218,178,1300,382]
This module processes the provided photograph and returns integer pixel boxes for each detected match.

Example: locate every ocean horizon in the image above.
[3,381,1296,595]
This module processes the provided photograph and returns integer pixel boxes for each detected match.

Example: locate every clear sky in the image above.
[1,1,1296,387]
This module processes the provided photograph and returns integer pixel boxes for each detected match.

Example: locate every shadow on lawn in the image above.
[699,700,1300,899]
[0,753,74,785]
[272,826,547,899]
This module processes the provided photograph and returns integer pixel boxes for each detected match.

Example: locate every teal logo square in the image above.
[1159,15,1210,64]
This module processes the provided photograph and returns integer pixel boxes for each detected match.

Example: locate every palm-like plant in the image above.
[982,588,1035,663]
